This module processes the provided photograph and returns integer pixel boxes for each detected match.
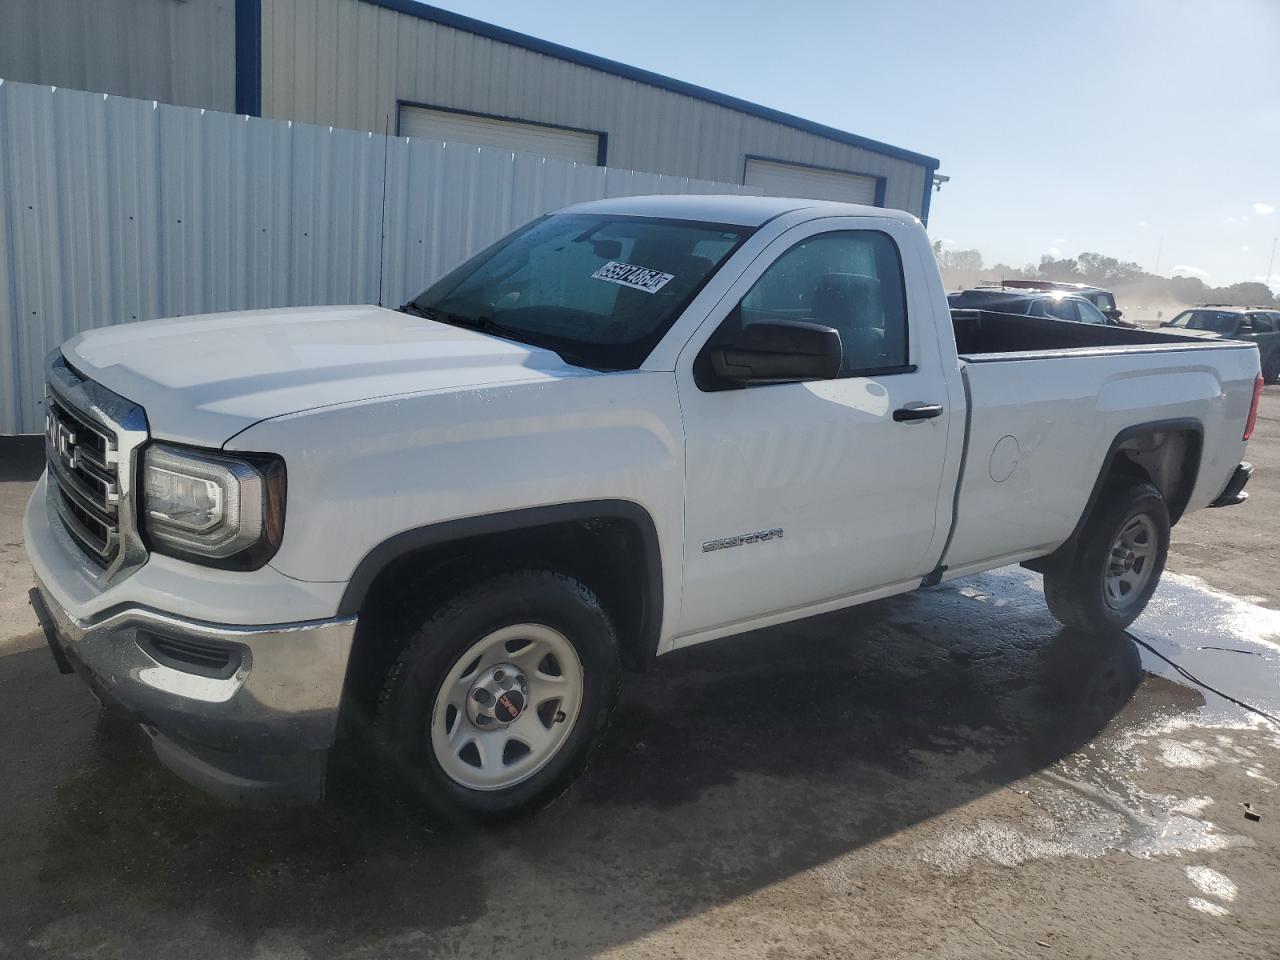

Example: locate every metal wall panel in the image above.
[0,0,236,112]
[0,79,759,434]
[260,0,933,216]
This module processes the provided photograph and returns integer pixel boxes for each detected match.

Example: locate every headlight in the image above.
[141,443,286,569]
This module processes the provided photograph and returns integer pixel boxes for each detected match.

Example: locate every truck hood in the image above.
[62,305,592,446]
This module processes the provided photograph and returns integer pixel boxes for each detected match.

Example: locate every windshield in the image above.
[1167,310,1240,333]
[409,214,751,369]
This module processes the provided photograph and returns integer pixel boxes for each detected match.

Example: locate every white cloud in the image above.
[1137,221,1151,229]
[1242,246,1250,252]
[1053,237,1066,244]
[1255,202,1276,215]
[1171,264,1210,278]
[940,238,956,246]
[1256,274,1280,291]
[1048,247,1062,257]
[1225,216,1244,224]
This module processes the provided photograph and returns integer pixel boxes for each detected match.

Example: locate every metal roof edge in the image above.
[361,0,941,169]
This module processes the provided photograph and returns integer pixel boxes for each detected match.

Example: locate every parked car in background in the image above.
[1163,305,1280,381]
[947,288,1112,325]
[992,279,1134,326]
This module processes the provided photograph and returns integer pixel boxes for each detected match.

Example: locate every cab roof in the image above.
[559,194,921,227]
[985,279,1110,295]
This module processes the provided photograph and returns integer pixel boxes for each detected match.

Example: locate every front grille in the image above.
[46,393,121,565]
[43,353,149,582]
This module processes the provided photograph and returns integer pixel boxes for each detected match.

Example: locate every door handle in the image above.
[893,403,944,422]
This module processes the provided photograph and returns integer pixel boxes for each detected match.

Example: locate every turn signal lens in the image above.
[1244,374,1263,441]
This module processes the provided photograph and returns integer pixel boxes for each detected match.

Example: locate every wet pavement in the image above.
[1,562,1277,958]
[2,409,1279,957]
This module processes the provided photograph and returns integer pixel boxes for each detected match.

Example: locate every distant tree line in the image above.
[932,241,1276,307]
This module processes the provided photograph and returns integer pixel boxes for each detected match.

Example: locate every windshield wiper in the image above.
[411,307,519,339]
[398,304,508,338]
[398,305,596,368]
[397,300,436,320]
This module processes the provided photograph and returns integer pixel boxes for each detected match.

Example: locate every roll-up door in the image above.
[744,158,879,205]
[398,105,601,164]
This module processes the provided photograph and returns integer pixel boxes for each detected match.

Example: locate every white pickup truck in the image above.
[25,196,1262,820]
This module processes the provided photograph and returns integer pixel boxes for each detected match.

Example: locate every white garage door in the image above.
[398,105,601,165]
[744,158,879,205]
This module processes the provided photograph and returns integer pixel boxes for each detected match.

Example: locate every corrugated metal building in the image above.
[0,0,237,112]
[0,0,943,221]
[0,78,761,434]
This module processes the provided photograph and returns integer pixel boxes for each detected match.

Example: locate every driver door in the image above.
[673,218,954,641]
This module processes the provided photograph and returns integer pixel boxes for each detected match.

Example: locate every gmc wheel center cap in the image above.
[495,689,524,723]
[466,663,529,728]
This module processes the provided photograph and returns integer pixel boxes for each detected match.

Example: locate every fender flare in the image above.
[1026,417,1202,572]
[336,499,664,663]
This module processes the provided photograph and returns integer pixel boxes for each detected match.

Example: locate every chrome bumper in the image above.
[29,578,357,802]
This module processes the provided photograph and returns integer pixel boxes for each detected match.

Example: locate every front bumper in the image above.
[29,578,356,803]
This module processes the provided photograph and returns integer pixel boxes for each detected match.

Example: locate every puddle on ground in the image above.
[1185,864,1237,901]
[913,568,1279,875]
[1188,897,1231,916]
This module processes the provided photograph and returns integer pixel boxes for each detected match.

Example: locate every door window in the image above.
[736,231,908,375]
[1250,313,1275,333]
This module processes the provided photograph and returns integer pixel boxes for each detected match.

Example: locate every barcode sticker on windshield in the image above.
[591,261,675,294]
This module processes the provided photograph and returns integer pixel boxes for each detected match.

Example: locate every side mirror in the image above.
[710,319,842,386]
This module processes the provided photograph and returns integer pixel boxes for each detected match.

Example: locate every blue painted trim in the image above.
[360,0,939,170]
[234,0,262,116]
[741,154,889,208]
[919,164,938,226]
[394,98,608,165]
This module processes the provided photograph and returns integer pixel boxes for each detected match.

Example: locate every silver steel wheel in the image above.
[1103,513,1158,612]
[429,623,584,791]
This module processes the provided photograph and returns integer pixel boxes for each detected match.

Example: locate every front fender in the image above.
[225,372,687,645]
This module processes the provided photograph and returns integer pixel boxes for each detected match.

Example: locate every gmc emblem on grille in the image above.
[53,418,78,469]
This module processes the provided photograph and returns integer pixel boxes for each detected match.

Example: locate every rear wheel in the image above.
[367,570,620,823]
[1043,481,1170,633]
[1263,353,1280,384]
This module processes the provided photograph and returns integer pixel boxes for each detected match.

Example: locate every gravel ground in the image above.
[1,394,1278,959]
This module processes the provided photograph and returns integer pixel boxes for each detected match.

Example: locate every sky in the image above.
[430,0,1280,291]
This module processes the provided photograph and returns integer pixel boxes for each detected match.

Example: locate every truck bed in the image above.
[938,311,1259,581]
[951,308,1233,359]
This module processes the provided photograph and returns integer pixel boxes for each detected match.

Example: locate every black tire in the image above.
[1263,353,1280,384]
[1043,481,1170,633]
[366,570,620,824]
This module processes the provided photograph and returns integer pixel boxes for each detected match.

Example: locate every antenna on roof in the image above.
[376,113,391,308]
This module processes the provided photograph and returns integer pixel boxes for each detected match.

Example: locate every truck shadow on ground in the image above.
[3,568,1164,958]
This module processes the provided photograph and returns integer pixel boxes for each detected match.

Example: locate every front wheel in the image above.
[1043,481,1170,633]
[369,570,620,823]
